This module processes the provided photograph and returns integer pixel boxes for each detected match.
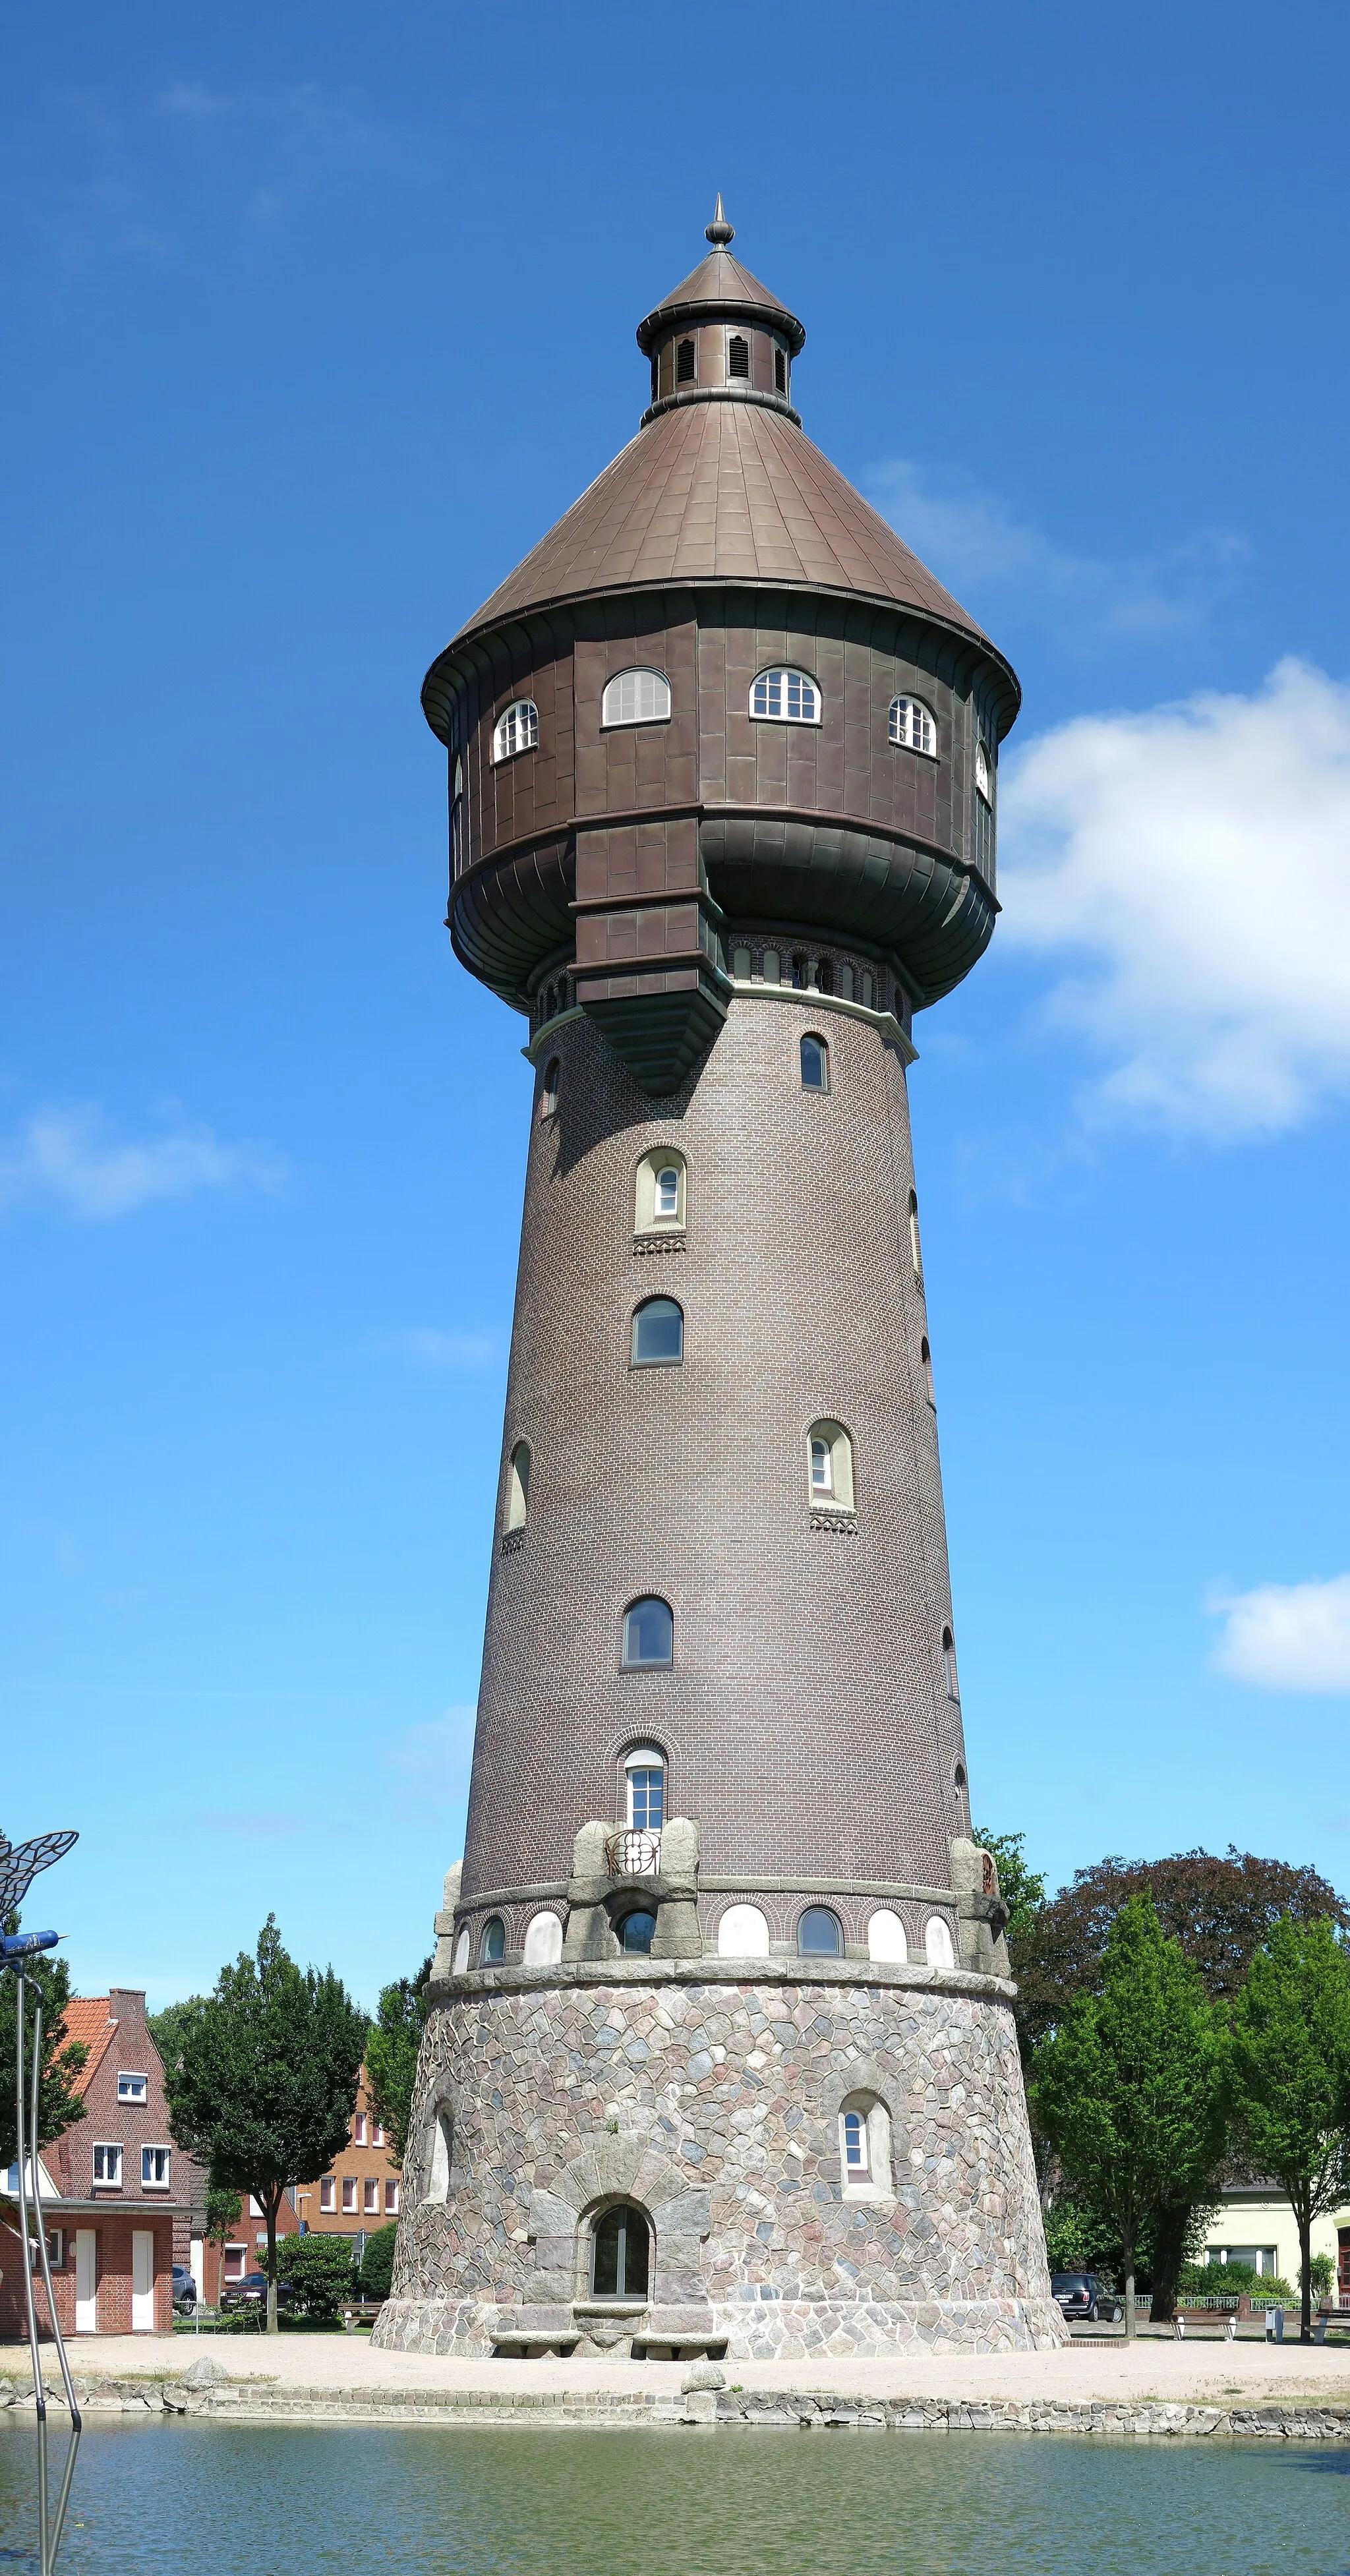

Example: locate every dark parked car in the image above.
[171,2265,197,2312]
[220,2271,295,2312]
[1051,2271,1123,2322]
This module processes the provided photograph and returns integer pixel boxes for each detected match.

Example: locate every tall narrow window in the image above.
[451,754,464,873]
[622,1596,674,1668]
[761,949,781,984]
[676,337,695,383]
[925,1916,956,1970]
[634,1148,686,1233]
[807,1420,854,1510]
[493,699,539,763]
[908,1188,922,1277]
[625,1747,666,1831]
[800,1034,829,1092]
[751,667,821,724]
[480,1917,506,1964]
[840,2093,893,2196]
[540,1058,560,1121]
[654,1165,680,1218]
[591,2203,650,2298]
[504,1441,531,1532]
[728,332,749,377]
[775,347,787,393]
[975,738,993,802]
[942,1626,960,1700]
[631,1297,684,1364]
[859,969,874,1008]
[601,668,672,728]
[889,697,938,756]
[921,1337,935,1405]
[732,944,751,978]
[842,2110,869,2175]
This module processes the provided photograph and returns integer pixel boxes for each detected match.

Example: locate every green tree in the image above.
[147,1997,208,2080]
[165,1917,367,2333]
[356,2221,399,2303]
[283,2233,357,2322]
[1229,1915,1350,2343]
[364,1957,432,2169]
[0,1925,88,2171]
[974,1828,1046,1956]
[1032,1894,1230,2338]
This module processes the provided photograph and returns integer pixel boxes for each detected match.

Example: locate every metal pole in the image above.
[15,1972,49,2573]
[29,1992,82,2567]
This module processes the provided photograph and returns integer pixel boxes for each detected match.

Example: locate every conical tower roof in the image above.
[634,195,807,355]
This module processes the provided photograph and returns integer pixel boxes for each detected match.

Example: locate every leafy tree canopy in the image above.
[1229,1914,1350,2338]
[283,2233,357,2320]
[363,1956,432,2170]
[973,1828,1046,1953]
[0,1914,88,2170]
[357,2221,399,2303]
[146,1997,208,2080]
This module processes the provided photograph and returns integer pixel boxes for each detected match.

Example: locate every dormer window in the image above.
[751,667,820,724]
[889,697,937,757]
[677,337,695,384]
[117,2072,148,2105]
[494,700,538,763]
[728,333,749,378]
[602,668,671,728]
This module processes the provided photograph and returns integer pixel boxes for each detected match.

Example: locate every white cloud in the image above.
[388,1328,498,1370]
[866,457,1245,637]
[1209,1575,1350,1693]
[998,659,1350,1139]
[0,1107,287,1219]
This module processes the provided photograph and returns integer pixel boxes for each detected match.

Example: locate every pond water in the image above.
[1,2420,1348,2576]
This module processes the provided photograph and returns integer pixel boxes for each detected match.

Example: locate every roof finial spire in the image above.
[705,193,734,249]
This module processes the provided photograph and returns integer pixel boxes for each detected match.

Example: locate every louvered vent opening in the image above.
[775,348,786,393]
[728,334,749,378]
[676,337,695,384]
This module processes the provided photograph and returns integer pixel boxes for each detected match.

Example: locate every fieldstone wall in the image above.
[374,1972,1065,2358]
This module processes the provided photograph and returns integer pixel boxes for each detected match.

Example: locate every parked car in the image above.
[220,2271,295,2312]
[1051,2270,1123,2322]
[171,2265,198,2312]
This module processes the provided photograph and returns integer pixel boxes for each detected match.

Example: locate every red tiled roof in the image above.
[61,1999,117,2096]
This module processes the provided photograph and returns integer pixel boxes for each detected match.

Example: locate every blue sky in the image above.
[3,2,1349,2010]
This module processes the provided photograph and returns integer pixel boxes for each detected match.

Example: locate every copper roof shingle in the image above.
[450,399,991,653]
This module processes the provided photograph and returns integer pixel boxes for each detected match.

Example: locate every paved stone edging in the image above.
[4,2376,1350,2442]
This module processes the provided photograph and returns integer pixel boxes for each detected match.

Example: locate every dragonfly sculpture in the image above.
[2,1825,80,2572]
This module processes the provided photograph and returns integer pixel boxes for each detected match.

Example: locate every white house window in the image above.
[889,697,937,756]
[634,1147,686,1233]
[504,1440,531,1532]
[342,2177,357,2213]
[320,2177,336,2213]
[842,2109,869,2174]
[354,2115,367,2147]
[364,2179,378,2215]
[601,668,671,728]
[751,667,821,724]
[117,2072,148,2105]
[142,2146,171,2188]
[625,1747,666,1832]
[807,1420,854,1510]
[975,738,992,802]
[385,2180,399,2213]
[840,2093,894,2198]
[493,699,539,762]
[655,1165,680,1219]
[92,2144,122,2187]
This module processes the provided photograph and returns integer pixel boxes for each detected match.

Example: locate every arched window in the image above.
[798,1906,843,1957]
[504,1441,531,1532]
[761,949,781,985]
[750,667,821,724]
[858,969,874,1009]
[800,1033,829,1092]
[717,1904,771,1958]
[480,1917,506,1965]
[921,1336,935,1405]
[815,957,833,995]
[676,337,695,384]
[731,943,751,978]
[622,1596,674,1668]
[807,1420,854,1511]
[493,699,539,763]
[728,332,749,378]
[522,1910,563,1967]
[452,1928,470,1974]
[540,1058,560,1121]
[619,1908,657,1955]
[631,1296,684,1366]
[925,1916,955,1970]
[624,1747,665,1832]
[942,1627,960,1701]
[889,697,937,757]
[601,668,672,728]
[867,1909,908,1963]
[975,738,993,803]
[591,2202,650,2298]
[840,2093,893,2198]
[422,2103,453,2204]
[908,1188,922,1277]
[633,1149,686,1234]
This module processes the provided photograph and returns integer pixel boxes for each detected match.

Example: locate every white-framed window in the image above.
[493,699,539,763]
[601,668,672,728]
[354,2114,367,2146]
[634,1146,686,1233]
[807,1420,854,1511]
[223,2244,247,2281]
[889,696,937,756]
[625,1745,666,1832]
[45,2229,65,2270]
[373,2122,385,2148]
[717,1903,771,1957]
[504,1439,531,1532]
[750,667,821,724]
[842,2109,869,2175]
[364,2179,379,2215]
[117,2072,148,2105]
[249,2194,264,2217]
[320,2177,336,2213]
[342,2177,357,2213]
[142,2146,171,2188]
[92,2142,122,2187]
[925,1915,955,1968]
[386,2179,399,2212]
[974,738,992,802]
[839,2093,893,2198]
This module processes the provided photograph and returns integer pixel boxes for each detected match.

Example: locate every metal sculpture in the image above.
[2,1827,81,2573]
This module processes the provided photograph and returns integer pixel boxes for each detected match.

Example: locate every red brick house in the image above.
[1,1989,206,2339]
[295,2067,401,2248]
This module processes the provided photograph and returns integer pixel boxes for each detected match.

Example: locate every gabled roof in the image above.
[61,1998,119,2097]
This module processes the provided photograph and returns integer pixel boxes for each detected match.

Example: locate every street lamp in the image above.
[2,1826,80,2574]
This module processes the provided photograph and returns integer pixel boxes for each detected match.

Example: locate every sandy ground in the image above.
[6,2329,1350,2411]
